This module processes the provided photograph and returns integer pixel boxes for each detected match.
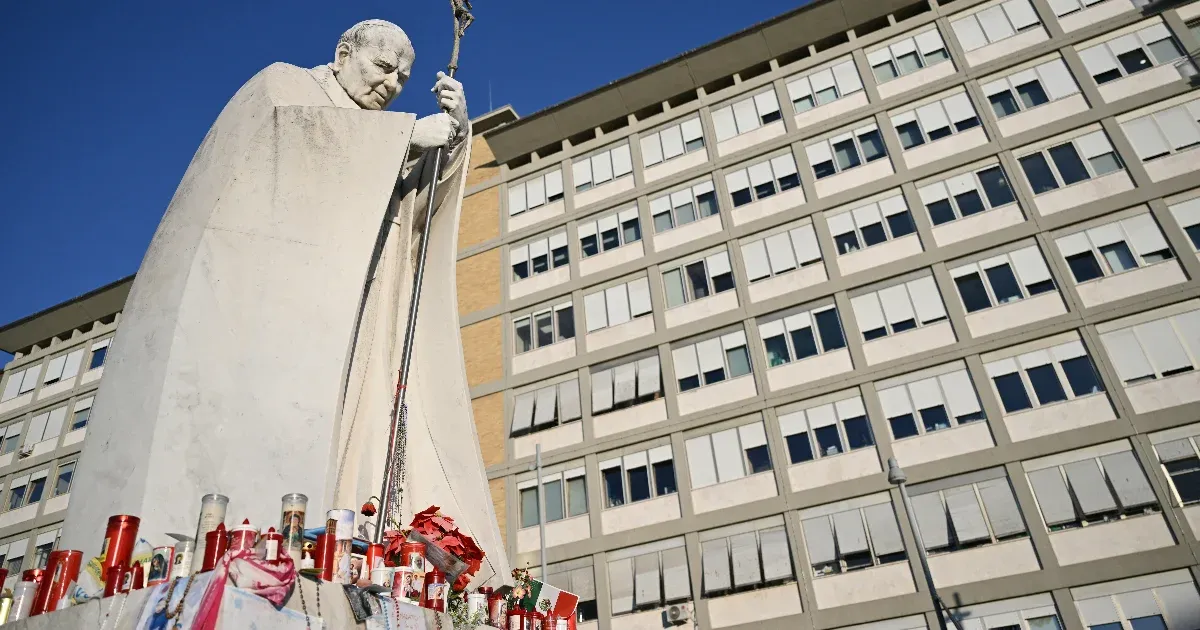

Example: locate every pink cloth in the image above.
[192,549,297,630]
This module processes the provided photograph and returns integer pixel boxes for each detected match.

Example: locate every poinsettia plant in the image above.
[382,505,486,591]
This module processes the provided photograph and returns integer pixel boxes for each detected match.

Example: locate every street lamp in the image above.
[888,457,963,630]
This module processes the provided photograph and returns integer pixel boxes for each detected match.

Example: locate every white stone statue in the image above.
[61,19,509,587]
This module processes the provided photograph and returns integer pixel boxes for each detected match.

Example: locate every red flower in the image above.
[361,502,377,517]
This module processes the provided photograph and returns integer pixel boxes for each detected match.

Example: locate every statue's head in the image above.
[331,20,415,110]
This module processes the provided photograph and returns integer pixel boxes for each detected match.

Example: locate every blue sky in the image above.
[0,0,803,329]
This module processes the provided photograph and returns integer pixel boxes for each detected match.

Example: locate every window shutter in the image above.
[978,6,1017,42]
[510,245,530,271]
[891,37,918,58]
[528,240,549,262]
[591,152,613,185]
[25,413,49,445]
[686,436,718,488]
[1138,319,1192,375]
[706,251,732,277]
[591,370,613,413]
[777,411,807,437]
[738,422,768,449]
[1100,450,1157,509]
[726,170,751,196]
[627,278,652,317]
[559,380,581,421]
[1027,467,1077,526]
[19,368,39,394]
[911,492,951,548]
[2,370,24,401]
[613,363,637,404]
[787,76,813,103]
[584,292,608,332]
[602,285,630,327]
[1075,131,1114,161]
[637,356,661,397]
[806,403,838,430]
[952,16,989,52]
[851,293,887,334]
[1101,329,1154,383]
[1078,45,1119,77]
[852,203,884,230]
[908,377,946,411]
[633,553,661,607]
[805,141,833,167]
[978,477,1026,536]
[641,134,664,167]
[721,330,747,351]
[572,159,593,189]
[920,182,950,205]
[864,502,905,555]
[608,558,634,614]
[730,532,762,586]
[802,517,837,564]
[982,78,1011,97]
[878,386,914,419]
[1010,246,1053,287]
[764,234,797,274]
[1037,59,1079,100]
[916,102,951,134]
[939,370,982,418]
[611,145,633,178]
[943,93,977,125]
[1155,438,1196,462]
[878,285,916,327]
[673,345,700,381]
[511,393,536,434]
[833,510,870,554]
[867,48,893,67]
[1122,214,1169,258]
[754,90,780,117]
[908,276,947,323]
[1056,232,1092,258]
[659,126,685,161]
[42,356,66,383]
[533,386,558,427]
[712,428,745,483]
[696,339,725,374]
[809,68,836,95]
[508,184,527,216]
[1177,311,1200,361]
[790,225,821,264]
[759,528,793,580]
[832,60,863,94]
[733,99,760,133]
[526,177,546,208]
[915,29,946,56]
[880,195,909,219]
[44,407,66,442]
[1122,117,1170,161]
[835,396,866,420]
[681,118,704,144]
[945,485,991,543]
[1075,597,1121,627]
[545,171,564,200]
[1002,0,1040,30]
[711,107,738,142]
[1065,459,1119,515]
[742,240,772,281]
[1118,591,1162,620]
[662,547,690,601]
[702,539,731,593]
[570,566,596,600]
[1047,0,1079,16]
[1157,583,1200,630]
[1157,107,1200,152]
[770,155,798,180]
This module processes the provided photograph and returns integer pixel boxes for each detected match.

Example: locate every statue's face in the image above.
[332,39,413,110]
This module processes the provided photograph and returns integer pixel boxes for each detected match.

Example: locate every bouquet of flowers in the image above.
[382,505,485,591]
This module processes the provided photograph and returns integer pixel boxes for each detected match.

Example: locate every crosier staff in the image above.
[374,0,475,544]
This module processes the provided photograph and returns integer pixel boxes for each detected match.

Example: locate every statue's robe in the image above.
[61,62,508,586]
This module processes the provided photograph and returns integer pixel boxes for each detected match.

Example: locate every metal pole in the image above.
[888,458,964,630]
[535,444,547,578]
[374,0,475,544]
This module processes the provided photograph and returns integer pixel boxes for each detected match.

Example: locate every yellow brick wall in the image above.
[456,249,501,317]
[490,477,507,550]
[458,189,500,252]
[467,135,500,188]
[461,317,504,387]
[472,392,506,468]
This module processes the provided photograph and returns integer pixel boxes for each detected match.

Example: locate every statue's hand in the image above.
[411,113,457,151]
[432,72,468,143]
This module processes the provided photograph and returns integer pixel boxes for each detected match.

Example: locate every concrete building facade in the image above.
[455,0,1200,629]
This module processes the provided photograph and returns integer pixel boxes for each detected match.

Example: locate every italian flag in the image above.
[521,577,579,619]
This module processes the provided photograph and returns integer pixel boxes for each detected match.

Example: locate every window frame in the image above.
[850,275,949,342]
[758,304,847,368]
[711,90,784,143]
[672,331,754,393]
[877,366,987,442]
[866,28,953,85]
[951,0,1044,53]
[579,206,642,259]
[510,230,570,283]
[741,221,823,283]
[910,477,1029,555]
[583,277,653,333]
[890,91,983,151]
[517,467,588,529]
[1099,308,1200,386]
[686,422,774,488]
[640,117,706,168]
[508,169,565,217]
[949,245,1058,314]
[785,57,865,116]
[1056,213,1176,286]
[981,57,1080,120]
[509,377,583,438]
[513,301,575,355]
[661,250,735,309]
[1119,101,1200,164]
[827,194,917,257]
[802,500,907,577]
[650,180,720,234]
[591,353,664,417]
[572,142,634,193]
[53,460,76,497]
[699,522,795,597]
[725,153,802,208]
[919,164,1018,228]
[806,122,889,180]
[1026,450,1161,531]
[1077,22,1187,85]
[779,395,876,464]
[985,340,1106,414]
[1017,131,1124,195]
[599,447,678,509]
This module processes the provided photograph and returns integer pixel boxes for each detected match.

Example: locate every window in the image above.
[518,467,587,528]
[950,245,1057,313]
[1120,101,1200,164]
[579,206,641,258]
[600,446,677,508]
[1026,446,1159,531]
[0,364,40,402]
[909,471,1028,553]
[88,339,111,371]
[511,231,569,282]
[513,301,574,354]
[711,90,783,143]
[985,339,1105,413]
[53,461,75,497]
[1074,573,1200,630]
[802,497,906,576]
[741,222,822,283]
[982,58,1080,120]
[4,552,23,577]
[662,252,735,308]
[827,194,916,257]
[607,538,690,615]
[686,422,773,489]
[6,475,28,511]
[33,535,55,570]
[22,406,67,450]
[650,180,718,233]
[508,170,564,217]
[1048,0,1119,17]
[891,91,982,150]
[41,349,84,386]
[591,354,663,416]
[1099,309,1200,386]
[779,395,874,464]
[1,425,21,454]
[878,364,985,440]
[701,518,794,597]
[951,0,1042,53]
[672,331,752,392]
[806,123,887,179]
[1057,214,1174,285]
[1078,22,1187,86]
[510,379,582,437]
[919,165,1016,227]
[725,154,801,208]
[536,560,598,622]
[1018,131,1123,195]
[867,28,952,85]
[785,57,865,115]
[573,143,633,193]
[759,305,847,368]
[641,117,705,168]
[851,275,948,342]
[1169,197,1200,252]
[583,277,652,332]
[70,397,93,432]
[1154,436,1200,505]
